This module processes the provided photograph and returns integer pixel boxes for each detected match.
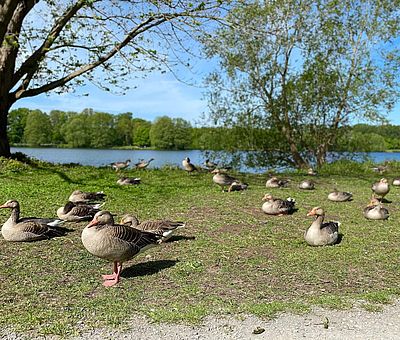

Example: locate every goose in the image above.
[57,201,103,222]
[372,161,389,174]
[327,189,353,202]
[68,190,106,204]
[261,194,296,215]
[392,178,400,186]
[0,200,68,242]
[204,159,217,169]
[211,169,239,192]
[299,179,315,190]
[228,180,248,192]
[307,168,317,176]
[363,198,389,220]
[305,207,339,246]
[371,178,390,200]
[120,214,185,242]
[265,176,289,188]
[111,159,131,171]
[81,211,162,287]
[135,158,154,170]
[182,157,197,173]
[116,177,141,185]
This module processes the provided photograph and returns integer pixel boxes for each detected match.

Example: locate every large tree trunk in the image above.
[0,103,11,158]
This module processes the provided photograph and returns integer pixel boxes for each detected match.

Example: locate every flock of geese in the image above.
[0,157,396,287]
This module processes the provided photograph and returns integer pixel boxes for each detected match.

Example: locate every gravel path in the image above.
[2,301,400,339]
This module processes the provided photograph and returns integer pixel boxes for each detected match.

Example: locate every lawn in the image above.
[0,157,399,336]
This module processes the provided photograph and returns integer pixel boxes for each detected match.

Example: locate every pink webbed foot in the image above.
[102,273,117,280]
[103,278,119,287]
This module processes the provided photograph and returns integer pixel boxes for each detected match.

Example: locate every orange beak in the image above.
[306,210,315,216]
[86,218,98,228]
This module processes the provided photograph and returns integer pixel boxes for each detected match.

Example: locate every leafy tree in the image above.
[0,1,230,157]
[150,116,175,149]
[172,118,192,150]
[204,0,400,169]
[62,113,90,148]
[88,111,116,148]
[7,108,29,144]
[23,110,52,146]
[49,110,70,144]
[114,112,133,146]
[132,118,151,147]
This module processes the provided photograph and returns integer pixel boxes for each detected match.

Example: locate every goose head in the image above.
[87,211,114,228]
[211,169,221,174]
[0,200,19,209]
[307,206,325,217]
[262,193,274,201]
[379,178,388,184]
[120,214,139,227]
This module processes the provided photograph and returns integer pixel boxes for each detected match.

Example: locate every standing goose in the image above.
[82,211,162,287]
[211,169,239,192]
[135,158,154,170]
[265,176,289,188]
[305,207,339,246]
[68,190,106,204]
[261,194,296,215]
[363,198,389,220]
[116,177,141,185]
[204,159,217,170]
[299,179,315,190]
[120,214,185,242]
[371,178,390,200]
[111,159,131,171]
[327,189,353,202]
[0,200,68,242]
[57,201,103,222]
[182,157,198,173]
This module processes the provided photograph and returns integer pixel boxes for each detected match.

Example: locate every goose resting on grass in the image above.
[327,189,353,202]
[57,201,103,222]
[265,176,289,188]
[363,198,389,220]
[299,179,315,190]
[120,213,185,242]
[81,211,162,287]
[68,190,106,204]
[0,200,69,242]
[305,207,339,246]
[261,194,296,215]
[117,177,141,185]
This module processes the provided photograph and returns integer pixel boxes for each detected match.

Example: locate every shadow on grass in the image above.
[336,233,344,245]
[121,259,178,278]
[166,235,196,243]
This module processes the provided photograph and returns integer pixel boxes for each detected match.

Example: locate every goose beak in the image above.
[0,204,8,208]
[306,211,315,216]
[86,218,99,228]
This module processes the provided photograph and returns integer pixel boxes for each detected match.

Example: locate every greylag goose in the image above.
[261,194,296,215]
[327,189,353,202]
[363,198,389,220]
[392,178,400,186]
[371,178,390,200]
[57,201,103,222]
[182,157,197,173]
[299,179,315,190]
[135,158,154,169]
[0,200,68,242]
[120,214,185,242]
[305,207,339,246]
[111,159,131,171]
[204,159,217,169]
[81,211,162,287]
[228,180,248,192]
[211,169,238,192]
[265,176,289,188]
[372,161,389,174]
[68,190,106,203]
[116,177,141,185]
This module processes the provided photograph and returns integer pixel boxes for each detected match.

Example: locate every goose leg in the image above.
[102,262,118,280]
[103,262,122,287]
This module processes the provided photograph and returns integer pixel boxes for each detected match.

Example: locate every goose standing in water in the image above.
[327,189,353,202]
[371,178,390,201]
[261,194,296,215]
[182,157,198,174]
[135,158,154,170]
[363,197,389,220]
[117,177,141,185]
[305,207,339,246]
[111,159,131,171]
[69,190,106,204]
[0,200,68,242]
[265,176,289,188]
[57,201,103,222]
[120,214,185,242]
[299,179,315,190]
[82,211,162,287]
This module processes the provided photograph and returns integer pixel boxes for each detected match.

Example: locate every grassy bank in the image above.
[0,158,399,336]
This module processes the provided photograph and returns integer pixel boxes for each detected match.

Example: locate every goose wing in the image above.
[137,220,185,235]
[17,220,68,239]
[321,221,339,234]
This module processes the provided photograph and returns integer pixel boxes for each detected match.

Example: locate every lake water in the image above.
[10,147,400,173]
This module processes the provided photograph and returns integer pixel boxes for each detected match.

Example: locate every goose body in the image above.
[363,198,389,220]
[57,201,102,222]
[392,178,400,186]
[261,194,296,215]
[305,207,339,246]
[265,176,289,188]
[182,157,197,173]
[371,178,390,199]
[211,169,238,192]
[135,158,154,169]
[117,177,141,185]
[299,179,315,190]
[120,214,185,242]
[204,159,217,169]
[327,190,353,202]
[69,190,106,203]
[307,168,317,176]
[82,211,162,286]
[0,200,67,242]
[111,159,131,171]
[228,181,248,192]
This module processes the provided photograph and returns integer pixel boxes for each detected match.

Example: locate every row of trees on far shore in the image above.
[7,107,400,152]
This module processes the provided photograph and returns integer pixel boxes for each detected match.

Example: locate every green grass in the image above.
[0,157,399,336]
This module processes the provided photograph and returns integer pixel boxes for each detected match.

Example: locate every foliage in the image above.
[7,108,28,144]
[132,118,151,147]
[22,110,52,146]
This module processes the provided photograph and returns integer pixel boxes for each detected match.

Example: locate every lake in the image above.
[10,147,400,173]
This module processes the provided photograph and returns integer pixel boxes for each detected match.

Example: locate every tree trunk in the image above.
[0,101,11,158]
